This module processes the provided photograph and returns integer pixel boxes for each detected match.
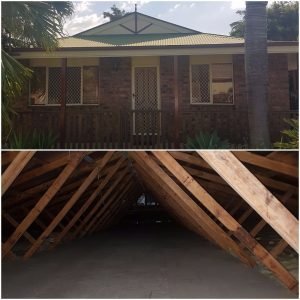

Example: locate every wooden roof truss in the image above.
[2,151,298,293]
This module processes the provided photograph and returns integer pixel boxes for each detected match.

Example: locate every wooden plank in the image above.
[271,239,288,258]
[153,151,298,291]
[5,249,17,260]
[233,151,298,178]
[80,173,133,237]
[2,151,36,196]
[2,151,19,166]
[48,153,120,249]
[130,152,255,267]
[199,151,299,253]
[170,152,298,194]
[250,190,294,237]
[2,152,86,258]
[3,213,36,244]
[71,161,128,239]
[13,155,69,187]
[96,186,140,232]
[44,210,65,231]
[88,178,134,234]
[134,163,212,242]
[22,207,48,231]
[22,152,114,259]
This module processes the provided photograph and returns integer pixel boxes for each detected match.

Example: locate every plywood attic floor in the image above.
[2,151,299,297]
[2,223,296,299]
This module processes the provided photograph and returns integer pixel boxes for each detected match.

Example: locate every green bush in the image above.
[274,119,298,149]
[8,130,58,149]
[185,131,231,149]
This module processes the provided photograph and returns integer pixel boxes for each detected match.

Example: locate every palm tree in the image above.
[2,2,74,142]
[245,1,270,148]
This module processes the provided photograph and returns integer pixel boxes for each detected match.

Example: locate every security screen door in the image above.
[133,66,160,135]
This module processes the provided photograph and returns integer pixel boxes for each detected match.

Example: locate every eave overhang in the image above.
[12,41,298,59]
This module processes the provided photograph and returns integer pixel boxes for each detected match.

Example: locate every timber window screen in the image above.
[191,63,233,104]
[30,66,98,105]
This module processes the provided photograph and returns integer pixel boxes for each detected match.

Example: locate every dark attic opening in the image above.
[1,151,299,298]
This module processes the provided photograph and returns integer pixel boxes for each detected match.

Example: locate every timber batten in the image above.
[2,150,298,293]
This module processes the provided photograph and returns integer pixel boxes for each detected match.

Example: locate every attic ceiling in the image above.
[2,151,299,293]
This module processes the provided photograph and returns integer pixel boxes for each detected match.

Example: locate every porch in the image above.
[12,107,298,149]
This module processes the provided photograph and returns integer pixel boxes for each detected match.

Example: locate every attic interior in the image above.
[2,150,299,298]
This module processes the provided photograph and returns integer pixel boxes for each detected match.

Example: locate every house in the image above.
[12,11,299,148]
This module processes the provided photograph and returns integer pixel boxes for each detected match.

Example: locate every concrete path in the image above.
[2,223,296,298]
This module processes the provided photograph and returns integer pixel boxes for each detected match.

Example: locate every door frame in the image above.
[131,58,161,135]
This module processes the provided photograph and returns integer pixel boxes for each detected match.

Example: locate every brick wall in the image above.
[232,53,290,111]
[268,54,290,111]
[160,56,174,113]
[232,54,248,110]
[99,57,132,111]
[11,54,292,146]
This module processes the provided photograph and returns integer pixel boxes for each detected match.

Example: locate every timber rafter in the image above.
[2,151,298,293]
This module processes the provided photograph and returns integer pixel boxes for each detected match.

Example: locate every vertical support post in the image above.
[245,1,270,148]
[60,58,67,148]
[134,4,138,34]
[174,55,179,148]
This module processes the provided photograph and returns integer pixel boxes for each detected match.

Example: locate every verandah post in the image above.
[174,55,179,148]
[60,58,67,148]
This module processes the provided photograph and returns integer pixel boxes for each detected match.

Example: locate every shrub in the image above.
[8,130,58,149]
[185,131,231,149]
[274,119,298,149]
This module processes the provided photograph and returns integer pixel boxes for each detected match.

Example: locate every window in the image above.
[190,63,233,104]
[30,66,98,105]
[30,67,46,105]
[83,66,99,104]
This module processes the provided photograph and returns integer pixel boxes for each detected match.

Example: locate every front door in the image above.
[132,66,160,135]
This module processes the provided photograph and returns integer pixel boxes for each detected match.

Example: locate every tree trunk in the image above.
[245,1,270,148]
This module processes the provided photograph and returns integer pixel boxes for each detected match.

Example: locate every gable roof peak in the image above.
[74,11,200,37]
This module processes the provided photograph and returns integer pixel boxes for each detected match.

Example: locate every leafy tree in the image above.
[268,1,299,41]
[2,1,74,143]
[230,1,299,40]
[229,10,245,38]
[103,4,130,21]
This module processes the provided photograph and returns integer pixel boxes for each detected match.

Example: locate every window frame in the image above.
[189,62,235,105]
[29,65,99,106]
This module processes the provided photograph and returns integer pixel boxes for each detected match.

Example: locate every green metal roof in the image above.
[58,33,244,49]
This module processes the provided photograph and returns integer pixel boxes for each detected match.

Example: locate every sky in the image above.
[63,1,248,36]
